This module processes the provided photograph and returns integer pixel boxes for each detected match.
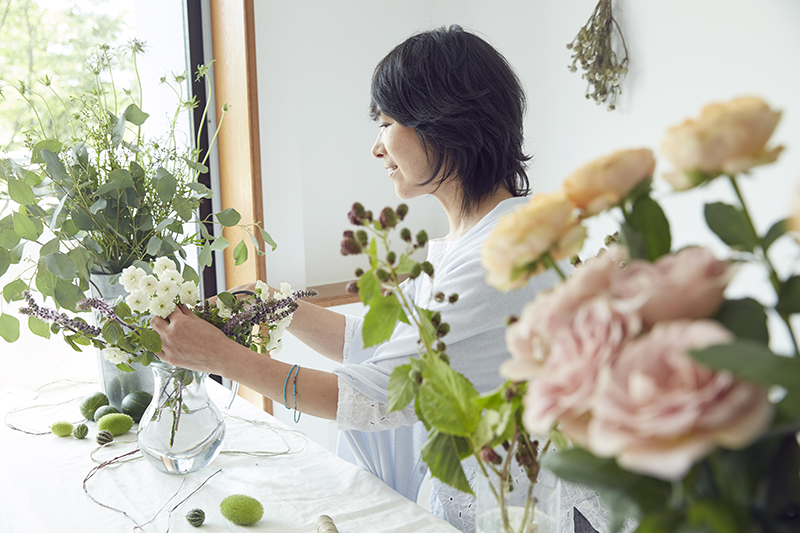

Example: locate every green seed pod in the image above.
[375,268,390,282]
[220,494,264,526]
[400,227,412,242]
[93,405,119,422]
[72,423,88,439]
[79,391,109,420]
[409,263,422,279]
[185,508,205,527]
[51,421,73,437]
[97,413,134,436]
[416,230,428,247]
[421,261,434,276]
[96,430,114,446]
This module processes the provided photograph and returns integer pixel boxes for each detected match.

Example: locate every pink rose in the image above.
[586,320,773,481]
[482,191,586,292]
[502,245,629,380]
[610,246,732,327]
[563,148,656,216]
[660,96,783,190]
[520,297,641,445]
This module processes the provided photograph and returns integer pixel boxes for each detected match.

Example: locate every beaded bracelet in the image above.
[282,364,302,423]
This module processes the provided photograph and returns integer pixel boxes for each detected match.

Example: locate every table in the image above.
[0,341,459,532]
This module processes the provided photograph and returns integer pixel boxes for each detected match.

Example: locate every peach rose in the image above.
[482,191,586,292]
[586,320,773,481]
[610,246,733,327]
[563,148,656,216]
[660,96,783,190]
[519,297,641,445]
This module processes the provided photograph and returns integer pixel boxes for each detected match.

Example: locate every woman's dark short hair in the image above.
[371,25,530,214]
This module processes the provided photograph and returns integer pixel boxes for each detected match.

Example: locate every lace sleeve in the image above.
[336,379,418,431]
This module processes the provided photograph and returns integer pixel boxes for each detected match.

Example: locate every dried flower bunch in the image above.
[567,0,629,111]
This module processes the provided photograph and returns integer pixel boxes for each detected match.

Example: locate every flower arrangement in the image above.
[482,95,800,532]
[0,41,274,342]
[20,257,314,370]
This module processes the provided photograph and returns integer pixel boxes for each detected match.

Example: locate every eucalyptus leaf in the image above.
[39,238,60,257]
[7,177,35,205]
[32,141,63,165]
[0,248,10,277]
[154,168,177,202]
[70,208,96,231]
[145,236,162,256]
[187,181,213,198]
[0,313,20,342]
[28,316,51,339]
[233,238,248,266]
[215,207,241,227]
[43,252,77,280]
[0,215,21,249]
[90,198,107,214]
[53,278,84,312]
[12,210,41,241]
[776,276,800,316]
[182,264,199,284]
[40,149,69,183]
[260,228,277,251]
[111,114,126,146]
[123,103,149,125]
[3,279,26,303]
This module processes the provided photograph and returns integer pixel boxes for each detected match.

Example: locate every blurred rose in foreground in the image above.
[482,191,586,292]
[660,96,783,190]
[563,148,656,216]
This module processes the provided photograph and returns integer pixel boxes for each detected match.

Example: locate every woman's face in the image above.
[371,114,436,199]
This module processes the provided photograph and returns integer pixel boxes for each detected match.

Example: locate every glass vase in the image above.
[89,273,153,409]
[137,361,225,474]
[476,446,561,533]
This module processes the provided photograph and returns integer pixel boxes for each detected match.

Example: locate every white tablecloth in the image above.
[0,346,458,533]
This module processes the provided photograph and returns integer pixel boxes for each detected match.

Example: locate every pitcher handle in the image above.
[226,381,239,409]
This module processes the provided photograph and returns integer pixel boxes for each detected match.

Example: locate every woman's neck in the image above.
[440,186,514,241]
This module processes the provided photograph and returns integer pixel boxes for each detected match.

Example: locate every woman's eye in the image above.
[379,122,391,128]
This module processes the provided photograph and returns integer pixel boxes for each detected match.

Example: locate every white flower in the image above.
[102,346,129,365]
[179,281,200,306]
[126,289,150,314]
[120,266,146,292]
[153,256,176,277]
[255,280,270,299]
[155,280,180,300]
[149,294,176,318]
[215,298,233,319]
[159,269,184,286]
[277,282,292,299]
[266,315,292,354]
[138,275,158,293]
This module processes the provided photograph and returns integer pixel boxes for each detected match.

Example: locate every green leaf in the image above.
[28,316,51,339]
[421,430,473,495]
[198,244,213,268]
[39,238,60,257]
[0,313,20,342]
[762,219,788,252]
[387,364,416,412]
[102,320,124,345]
[139,328,162,353]
[145,236,162,256]
[12,210,41,241]
[0,248,10,277]
[0,215,21,249]
[70,208,96,231]
[419,357,481,436]
[704,202,758,253]
[690,339,800,392]
[40,149,69,184]
[182,264,199,284]
[357,269,380,305]
[628,195,671,261]
[184,158,209,173]
[3,279,27,303]
[68,247,92,283]
[53,279,84,312]
[111,114,126,146]
[215,208,241,227]
[90,198,107,214]
[187,181,213,198]
[233,239,248,266]
[260,228,277,251]
[714,298,769,343]
[43,252,77,280]
[687,500,750,533]
[154,168,177,202]
[32,141,63,165]
[217,291,237,309]
[7,177,34,205]
[776,276,800,317]
[543,447,672,519]
[362,293,403,347]
[123,103,149,125]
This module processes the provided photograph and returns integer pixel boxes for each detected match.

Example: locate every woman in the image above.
[151,25,559,532]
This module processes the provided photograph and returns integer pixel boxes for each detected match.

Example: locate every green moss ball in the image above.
[72,423,88,439]
[93,405,119,422]
[50,421,73,437]
[185,508,205,527]
[96,430,113,445]
[96,413,133,436]
[220,494,263,526]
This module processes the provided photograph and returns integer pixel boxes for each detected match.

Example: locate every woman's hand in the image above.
[150,304,234,374]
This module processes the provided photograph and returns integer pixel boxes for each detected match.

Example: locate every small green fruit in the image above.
[79,391,109,420]
[93,405,119,422]
[97,413,133,436]
[220,494,263,526]
[50,421,73,437]
[72,423,88,439]
[96,429,114,445]
[185,508,205,527]
[121,390,153,423]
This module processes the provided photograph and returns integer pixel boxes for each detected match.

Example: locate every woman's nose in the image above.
[371,131,385,159]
